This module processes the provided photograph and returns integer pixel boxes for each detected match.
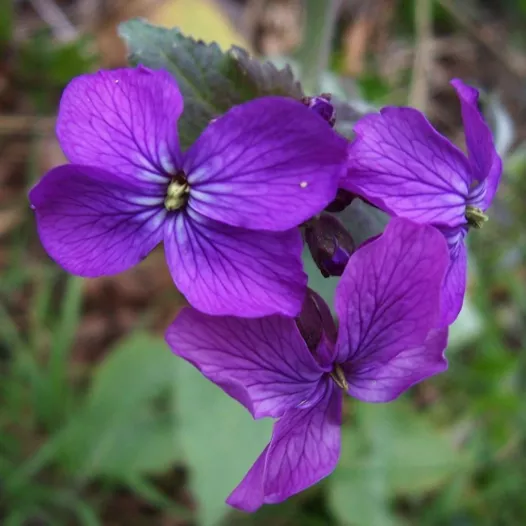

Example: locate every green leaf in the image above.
[267,55,375,139]
[56,333,181,480]
[361,401,466,494]
[87,332,175,413]
[60,411,180,480]
[329,399,468,525]
[174,359,273,526]
[329,419,400,526]
[118,19,302,148]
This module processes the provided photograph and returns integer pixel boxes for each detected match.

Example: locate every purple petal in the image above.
[183,97,346,231]
[29,165,165,276]
[165,307,324,419]
[295,289,337,368]
[225,447,268,512]
[344,107,472,228]
[57,66,183,184]
[344,328,448,402]
[164,209,307,317]
[227,381,342,512]
[306,95,336,127]
[334,217,449,365]
[440,235,468,326]
[450,79,502,210]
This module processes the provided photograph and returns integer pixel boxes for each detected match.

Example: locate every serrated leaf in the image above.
[174,359,272,526]
[329,399,468,525]
[118,19,302,148]
[268,55,374,139]
[229,46,303,99]
[56,333,181,480]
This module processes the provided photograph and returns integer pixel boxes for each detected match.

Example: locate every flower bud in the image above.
[325,188,356,213]
[305,213,355,277]
[303,93,336,127]
[296,288,337,353]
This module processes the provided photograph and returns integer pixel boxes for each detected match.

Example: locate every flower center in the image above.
[164,171,190,211]
[465,205,488,229]
[330,364,348,390]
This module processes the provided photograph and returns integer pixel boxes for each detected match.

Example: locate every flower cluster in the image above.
[30,66,501,511]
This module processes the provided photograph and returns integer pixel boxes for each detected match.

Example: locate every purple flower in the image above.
[343,79,502,325]
[29,66,348,317]
[304,94,336,127]
[166,217,449,511]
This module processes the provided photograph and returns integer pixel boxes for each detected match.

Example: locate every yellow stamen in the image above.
[465,205,488,229]
[330,364,349,390]
[164,178,190,211]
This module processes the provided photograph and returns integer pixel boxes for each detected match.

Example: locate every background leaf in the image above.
[174,359,273,526]
[57,333,181,480]
[330,425,400,526]
[118,19,302,148]
[268,55,375,139]
[329,399,469,525]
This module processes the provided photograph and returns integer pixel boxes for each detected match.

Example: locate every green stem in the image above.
[296,0,340,95]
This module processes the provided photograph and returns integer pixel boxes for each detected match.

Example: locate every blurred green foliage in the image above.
[0,0,13,48]
[395,0,455,36]
[16,31,96,111]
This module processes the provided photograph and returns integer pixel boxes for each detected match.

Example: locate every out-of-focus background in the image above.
[2,0,526,524]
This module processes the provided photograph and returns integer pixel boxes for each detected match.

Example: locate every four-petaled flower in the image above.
[29,63,503,513]
[343,79,502,325]
[166,218,450,511]
[30,66,348,317]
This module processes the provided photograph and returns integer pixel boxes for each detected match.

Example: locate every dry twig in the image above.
[29,0,78,41]
[0,115,56,137]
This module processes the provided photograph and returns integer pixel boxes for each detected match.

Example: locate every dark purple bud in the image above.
[295,288,337,353]
[302,93,336,127]
[305,213,355,277]
[325,188,356,213]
